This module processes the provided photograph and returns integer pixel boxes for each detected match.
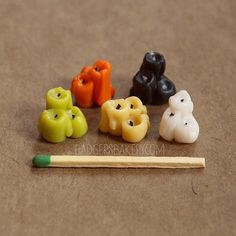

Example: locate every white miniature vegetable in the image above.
[159,90,199,143]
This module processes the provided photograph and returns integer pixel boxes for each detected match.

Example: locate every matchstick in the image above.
[32,155,205,168]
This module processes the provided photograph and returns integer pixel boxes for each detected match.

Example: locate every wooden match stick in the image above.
[32,155,205,168]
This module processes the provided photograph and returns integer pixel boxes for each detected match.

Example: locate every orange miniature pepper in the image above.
[71,73,94,108]
[71,60,115,108]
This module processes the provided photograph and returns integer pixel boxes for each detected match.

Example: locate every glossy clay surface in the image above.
[71,60,115,107]
[99,96,149,143]
[159,90,199,143]
[39,87,88,143]
[130,51,176,105]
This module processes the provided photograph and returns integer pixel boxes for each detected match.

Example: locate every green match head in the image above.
[32,154,51,167]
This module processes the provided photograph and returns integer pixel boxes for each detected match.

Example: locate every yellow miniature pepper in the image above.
[122,114,149,143]
[99,96,149,142]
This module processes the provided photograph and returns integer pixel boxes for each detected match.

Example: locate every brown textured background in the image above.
[0,0,235,235]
